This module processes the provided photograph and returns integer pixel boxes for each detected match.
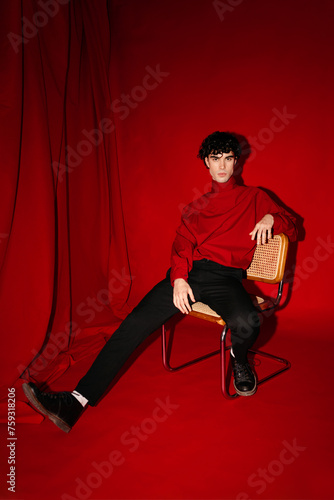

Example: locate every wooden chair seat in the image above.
[189,295,273,324]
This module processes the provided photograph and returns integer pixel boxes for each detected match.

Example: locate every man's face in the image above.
[205,151,237,183]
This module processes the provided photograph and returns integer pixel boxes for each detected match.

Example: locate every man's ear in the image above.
[204,157,209,169]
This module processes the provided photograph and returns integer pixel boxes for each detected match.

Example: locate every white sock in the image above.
[71,391,88,407]
[230,348,235,358]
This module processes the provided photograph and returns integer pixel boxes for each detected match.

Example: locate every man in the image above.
[22,131,297,432]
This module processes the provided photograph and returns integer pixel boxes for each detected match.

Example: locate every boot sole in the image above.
[233,381,257,396]
[22,383,71,433]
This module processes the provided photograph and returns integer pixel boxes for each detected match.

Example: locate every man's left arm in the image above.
[250,190,298,244]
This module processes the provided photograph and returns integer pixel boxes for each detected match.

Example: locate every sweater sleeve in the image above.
[170,207,197,285]
[256,189,298,242]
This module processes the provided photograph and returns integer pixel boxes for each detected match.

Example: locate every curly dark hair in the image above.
[197,131,242,167]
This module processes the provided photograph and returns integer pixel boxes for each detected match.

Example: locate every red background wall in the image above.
[0,0,333,413]
[112,0,333,320]
[0,2,333,500]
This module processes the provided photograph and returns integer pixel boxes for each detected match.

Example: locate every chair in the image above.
[161,233,290,398]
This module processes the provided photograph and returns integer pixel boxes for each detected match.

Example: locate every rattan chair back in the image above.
[246,233,288,284]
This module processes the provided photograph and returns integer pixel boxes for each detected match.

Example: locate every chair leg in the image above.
[162,324,291,398]
[161,324,220,372]
[248,348,291,385]
[220,326,291,398]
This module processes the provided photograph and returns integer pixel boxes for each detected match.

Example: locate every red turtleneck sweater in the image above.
[170,177,297,284]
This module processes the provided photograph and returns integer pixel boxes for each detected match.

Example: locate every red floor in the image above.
[1,314,333,500]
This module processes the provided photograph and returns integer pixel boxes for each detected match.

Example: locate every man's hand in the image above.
[249,214,274,245]
[173,278,196,314]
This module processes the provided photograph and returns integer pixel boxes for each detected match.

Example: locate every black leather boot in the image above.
[230,353,257,396]
[22,382,86,432]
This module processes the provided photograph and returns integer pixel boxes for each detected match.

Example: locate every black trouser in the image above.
[75,260,260,405]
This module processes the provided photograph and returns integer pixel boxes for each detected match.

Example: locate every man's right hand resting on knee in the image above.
[173,278,196,314]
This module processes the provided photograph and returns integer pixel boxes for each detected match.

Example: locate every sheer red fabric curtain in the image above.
[0,0,130,406]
